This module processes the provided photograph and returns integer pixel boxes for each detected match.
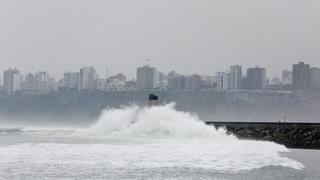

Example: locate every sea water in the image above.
[0,103,319,179]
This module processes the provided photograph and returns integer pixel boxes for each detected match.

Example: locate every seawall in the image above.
[206,122,320,149]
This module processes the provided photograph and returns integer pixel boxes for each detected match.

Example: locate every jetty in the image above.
[206,121,320,149]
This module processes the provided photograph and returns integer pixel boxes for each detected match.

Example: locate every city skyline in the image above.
[1,61,318,81]
[1,61,320,95]
[1,59,318,80]
[1,1,320,79]
[1,1,320,179]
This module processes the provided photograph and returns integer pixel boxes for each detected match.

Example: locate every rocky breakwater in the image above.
[206,122,320,149]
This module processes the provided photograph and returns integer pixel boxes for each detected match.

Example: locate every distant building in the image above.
[80,67,98,90]
[176,76,186,90]
[229,65,242,90]
[167,71,180,90]
[22,73,36,92]
[292,62,311,90]
[105,73,127,91]
[124,80,136,91]
[166,73,201,90]
[158,72,168,89]
[136,65,158,90]
[63,72,80,89]
[246,67,267,90]
[201,76,216,89]
[311,67,320,88]
[185,74,201,90]
[216,72,229,91]
[63,72,71,88]
[48,77,58,92]
[3,68,21,95]
[97,79,107,91]
[242,76,247,90]
[34,71,50,93]
[282,70,292,85]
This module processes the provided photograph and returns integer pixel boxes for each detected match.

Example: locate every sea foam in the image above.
[0,103,305,177]
[78,103,305,172]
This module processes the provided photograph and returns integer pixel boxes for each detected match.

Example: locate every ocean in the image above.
[0,103,319,180]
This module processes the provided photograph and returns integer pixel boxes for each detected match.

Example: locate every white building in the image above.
[136,65,158,90]
[216,72,229,91]
[3,68,21,95]
[229,65,242,90]
[80,67,98,90]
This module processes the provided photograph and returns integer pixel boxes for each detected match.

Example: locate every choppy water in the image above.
[0,103,319,179]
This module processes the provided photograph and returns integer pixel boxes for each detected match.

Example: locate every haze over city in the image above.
[1,0,320,79]
[1,1,320,179]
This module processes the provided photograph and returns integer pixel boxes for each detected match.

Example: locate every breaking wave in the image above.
[85,103,230,139]
[78,103,305,172]
[0,103,304,176]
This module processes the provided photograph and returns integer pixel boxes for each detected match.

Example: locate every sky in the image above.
[0,0,320,79]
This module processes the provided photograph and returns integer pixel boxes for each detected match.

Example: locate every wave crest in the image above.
[86,103,231,139]
[78,103,305,171]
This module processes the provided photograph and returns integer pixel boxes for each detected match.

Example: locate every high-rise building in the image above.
[201,76,216,89]
[34,71,50,93]
[63,72,72,89]
[158,72,168,89]
[80,67,98,90]
[176,76,186,90]
[246,67,267,90]
[229,65,242,90]
[166,74,201,90]
[136,65,158,90]
[22,73,36,92]
[63,72,80,89]
[282,70,292,85]
[311,67,320,88]
[292,62,311,90]
[167,71,180,90]
[185,74,201,90]
[3,68,21,95]
[216,72,229,91]
[48,77,58,92]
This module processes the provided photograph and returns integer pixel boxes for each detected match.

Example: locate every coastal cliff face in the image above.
[0,90,319,125]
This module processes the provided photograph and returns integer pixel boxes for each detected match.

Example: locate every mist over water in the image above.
[0,103,307,179]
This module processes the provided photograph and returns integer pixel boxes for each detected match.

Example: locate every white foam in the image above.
[85,103,231,140]
[0,103,305,176]
[77,103,304,172]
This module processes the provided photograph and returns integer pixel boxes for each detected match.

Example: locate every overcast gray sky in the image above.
[0,0,319,79]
